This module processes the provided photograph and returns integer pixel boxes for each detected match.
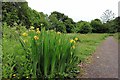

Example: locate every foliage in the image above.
[2,23,32,79]
[2,23,79,78]
[2,22,109,79]
[49,13,66,33]
[49,11,76,33]
[19,27,79,78]
[90,19,106,33]
[113,17,120,32]
[103,17,120,33]
[76,21,92,33]
[2,2,119,33]
[2,1,119,79]
[2,2,50,29]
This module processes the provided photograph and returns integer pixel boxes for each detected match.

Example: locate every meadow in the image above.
[2,23,110,79]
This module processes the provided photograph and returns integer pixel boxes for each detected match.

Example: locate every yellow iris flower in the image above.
[34,36,39,40]
[22,32,28,37]
[75,37,78,41]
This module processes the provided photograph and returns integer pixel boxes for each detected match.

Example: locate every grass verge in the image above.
[66,33,109,62]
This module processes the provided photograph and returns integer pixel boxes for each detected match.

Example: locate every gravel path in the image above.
[78,36,118,78]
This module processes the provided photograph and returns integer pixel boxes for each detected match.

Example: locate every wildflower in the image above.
[71,46,75,49]
[70,39,76,43]
[75,37,78,41]
[57,32,61,34]
[36,28,39,31]
[22,32,28,37]
[26,76,29,78]
[41,23,43,26]
[23,40,28,43]
[13,74,16,77]
[36,30,40,34]
[30,30,35,32]
[34,36,39,40]
[50,30,54,32]
[30,26,34,30]
[70,39,74,43]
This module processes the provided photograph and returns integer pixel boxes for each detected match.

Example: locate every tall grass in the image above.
[19,27,79,78]
[113,33,120,42]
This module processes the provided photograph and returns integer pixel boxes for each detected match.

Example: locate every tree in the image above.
[64,18,76,33]
[2,2,50,29]
[104,17,120,33]
[76,21,92,33]
[49,11,76,33]
[100,9,115,23]
[90,19,106,33]
[114,17,120,32]
[49,13,66,32]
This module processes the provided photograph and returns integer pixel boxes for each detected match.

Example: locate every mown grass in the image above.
[66,33,109,62]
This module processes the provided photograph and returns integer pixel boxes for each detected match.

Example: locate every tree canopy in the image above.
[2,2,120,33]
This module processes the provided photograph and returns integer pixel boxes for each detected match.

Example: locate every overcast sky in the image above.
[26,0,119,22]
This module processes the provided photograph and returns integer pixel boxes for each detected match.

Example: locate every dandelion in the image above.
[75,37,78,41]
[13,74,16,77]
[34,36,39,40]
[57,32,61,34]
[22,32,28,37]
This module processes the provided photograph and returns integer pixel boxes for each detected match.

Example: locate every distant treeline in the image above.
[2,2,120,33]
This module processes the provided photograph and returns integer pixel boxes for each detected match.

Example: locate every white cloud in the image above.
[26,0,119,22]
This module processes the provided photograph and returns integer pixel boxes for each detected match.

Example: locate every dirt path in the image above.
[78,36,118,78]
